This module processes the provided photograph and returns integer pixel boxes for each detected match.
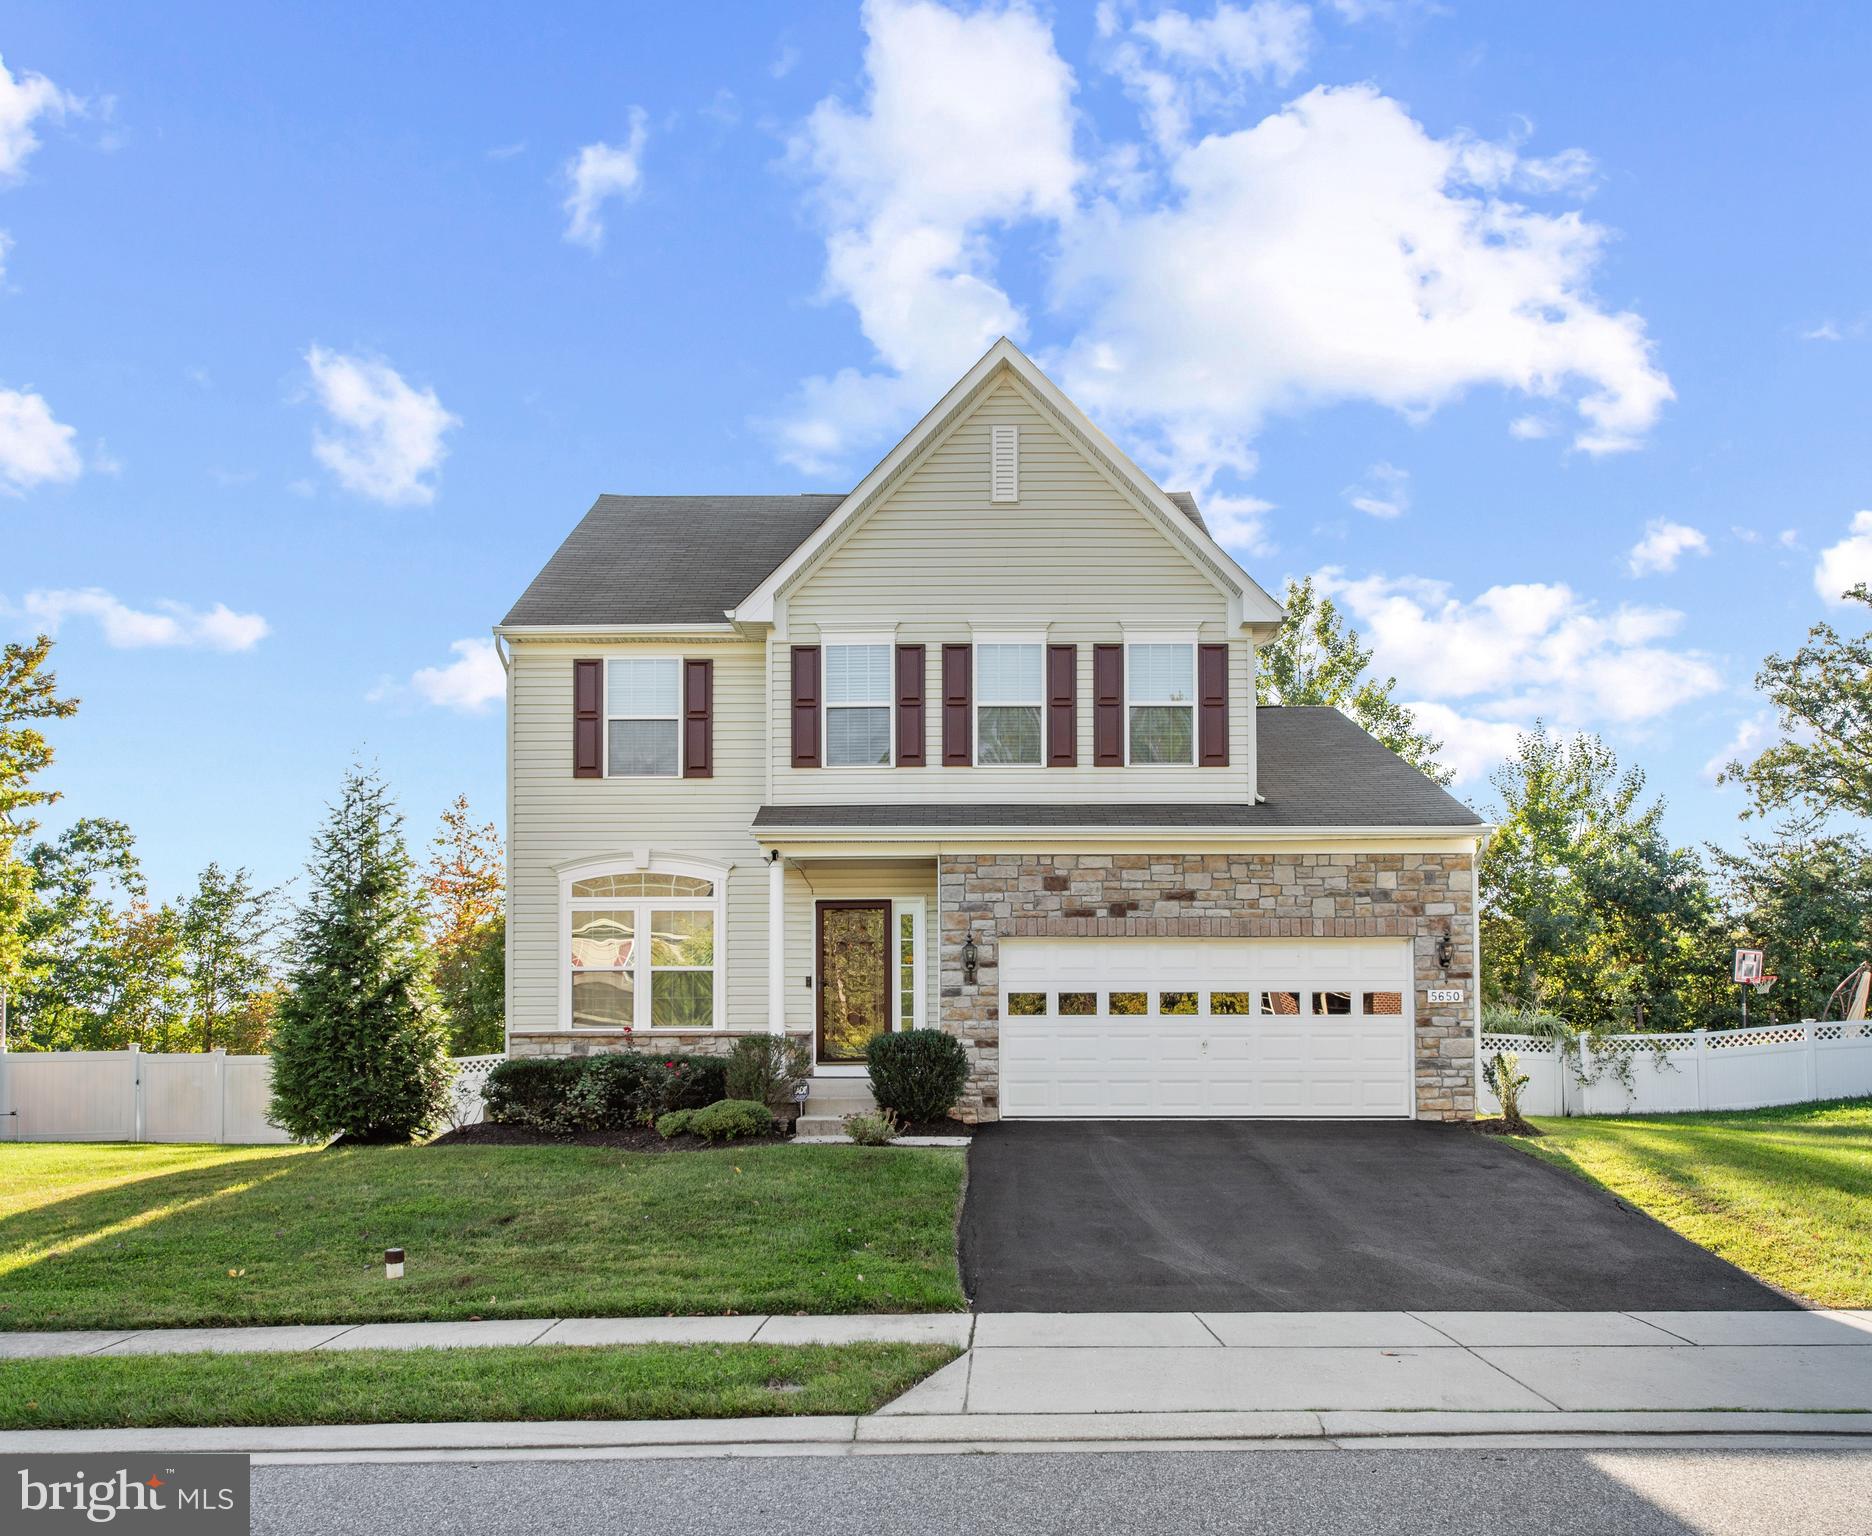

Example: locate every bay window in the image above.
[566,861,723,1030]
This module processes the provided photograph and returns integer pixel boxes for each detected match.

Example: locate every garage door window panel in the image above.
[1007,992,1048,1015]
[1313,990,1354,1016]
[1159,990,1198,1015]
[1059,992,1097,1016]
[1109,991,1147,1016]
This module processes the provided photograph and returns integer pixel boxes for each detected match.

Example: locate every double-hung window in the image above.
[567,863,722,1030]
[1127,642,1196,764]
[606,658,681,777]
[975,642,1043,765]
[824,643,893,766]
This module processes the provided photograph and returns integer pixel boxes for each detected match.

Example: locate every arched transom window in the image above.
[563,858,725,1031]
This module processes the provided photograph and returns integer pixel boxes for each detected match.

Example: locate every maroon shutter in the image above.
[895,644,926,766]
[573,658,603,778]
[941,644,972,766]
[1092,644,1124,766]
[1046,644,1077,767]
[790,646,821,768]
[1197,644,1229,767]
[682,658,713,779]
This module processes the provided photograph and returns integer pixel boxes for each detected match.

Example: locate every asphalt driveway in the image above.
[959,1121,1796,1312]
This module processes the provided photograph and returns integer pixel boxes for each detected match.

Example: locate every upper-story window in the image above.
[606,658,680,777]
[1127,642,1195,765]
[825,643,893,766]
[976,643,1043,765]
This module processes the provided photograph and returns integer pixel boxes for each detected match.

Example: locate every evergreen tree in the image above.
[269,765,449,1141]
[1257,576,1450,783]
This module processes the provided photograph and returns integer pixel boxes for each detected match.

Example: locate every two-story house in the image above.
[497,340,1484,1124]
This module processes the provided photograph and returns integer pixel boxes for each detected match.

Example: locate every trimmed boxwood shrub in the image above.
[480,1058,585,1132]
[655,1108,696,1139]
[866,1028,968,1124]
[688,1098,778,1142]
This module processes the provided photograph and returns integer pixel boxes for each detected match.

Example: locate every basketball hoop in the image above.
[1752,974,1777,996]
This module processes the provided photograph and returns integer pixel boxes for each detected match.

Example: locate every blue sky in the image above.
[5,0,1870,900]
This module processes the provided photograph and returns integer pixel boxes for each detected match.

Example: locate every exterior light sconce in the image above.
[962,932,979,986]
[1435,932,1454,971]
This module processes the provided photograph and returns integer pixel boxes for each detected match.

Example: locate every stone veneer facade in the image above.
[937,850,1477,1124]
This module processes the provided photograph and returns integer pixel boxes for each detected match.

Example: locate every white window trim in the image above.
[820,635,896,770]
[1123,638,1198,768]
[972,639,1046,768]
[603,654,684,779]
[557,852,729,1032]
[892,897,926,1031]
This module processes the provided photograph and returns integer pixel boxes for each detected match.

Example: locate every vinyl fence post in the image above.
[1577,1032,1592,1117]
[216,1048,228,1144]
[129,1044,143,1144]
[1804,1022,1818,1103]
[1695,1028,1708,1111]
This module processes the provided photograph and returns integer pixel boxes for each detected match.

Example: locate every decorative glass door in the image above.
[817,900,892,1063]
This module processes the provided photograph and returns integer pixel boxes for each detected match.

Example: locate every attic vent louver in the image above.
[990,425,1019,503]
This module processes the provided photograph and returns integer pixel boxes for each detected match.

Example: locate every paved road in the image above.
[255,1447,1872,1535]
[961,1121,1793,1311]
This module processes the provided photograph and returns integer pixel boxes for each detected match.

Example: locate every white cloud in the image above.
[775,7,1672,491]
[562,111,648,251]
[1317,568,1722,728]
[17,588,269,651]
[1344,460,1409,519]
[0,386,82,493]
[1401,701,1524,784]
[771,43,802,79]
[378,637,505,714]
[765,0,1079,472]
[1814,510,1872,604]
[1626,518,1709,576]
[1108,1,1315,147]
[0,53,80,182]
[1704,714,1770,783]
[304,345,459,506]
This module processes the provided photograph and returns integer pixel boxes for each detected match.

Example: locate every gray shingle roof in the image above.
[503,491,1212,627]
[752,707,1483,832]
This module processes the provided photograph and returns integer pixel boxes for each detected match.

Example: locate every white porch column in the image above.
[767,852,787,1035]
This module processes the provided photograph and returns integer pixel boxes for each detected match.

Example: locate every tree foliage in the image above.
[1257,576,1450,783]
[179,863,283,1052]
[1,635,79,1002]
[1708,813,1872,1024]
[424,793,504,1054]
[1723,584,1872,821]
[268,765,449,1142]
[1480,726,1724,1031]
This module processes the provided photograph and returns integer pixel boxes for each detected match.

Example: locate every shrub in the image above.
[1485,1050,1537,1136]
[655,1108,697,1139]
[688,1098,778,1142]
[657,1054,729,1111]
[481,1057,585,1133]
[724,1035,813,1110]
[842,1108,901,1146]
[565,1053,678,1130]
[866,1029,968,1124]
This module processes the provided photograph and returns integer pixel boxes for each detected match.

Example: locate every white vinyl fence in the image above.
[0,1048,505,1144]
[1478,1020,1872,1117]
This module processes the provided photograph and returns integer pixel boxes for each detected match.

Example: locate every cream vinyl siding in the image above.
[781,858,938,1037]
[506,638,770,1034]
[774,376,1254,802]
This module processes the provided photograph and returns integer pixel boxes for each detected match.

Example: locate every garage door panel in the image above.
[999,938,1416,1120]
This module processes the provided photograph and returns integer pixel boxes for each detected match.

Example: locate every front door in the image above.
[817,899,892,1064]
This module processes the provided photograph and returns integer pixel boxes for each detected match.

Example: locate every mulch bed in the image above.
[1474,1117,1543,1138]
[429,1122,792,1152]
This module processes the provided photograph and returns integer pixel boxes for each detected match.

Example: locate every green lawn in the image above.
[0,1342,957,1430]
[1508,1097,1872,1306]
[0,1141,966,1331]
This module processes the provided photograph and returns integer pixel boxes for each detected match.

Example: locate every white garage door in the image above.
[999,938,1414,1119]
